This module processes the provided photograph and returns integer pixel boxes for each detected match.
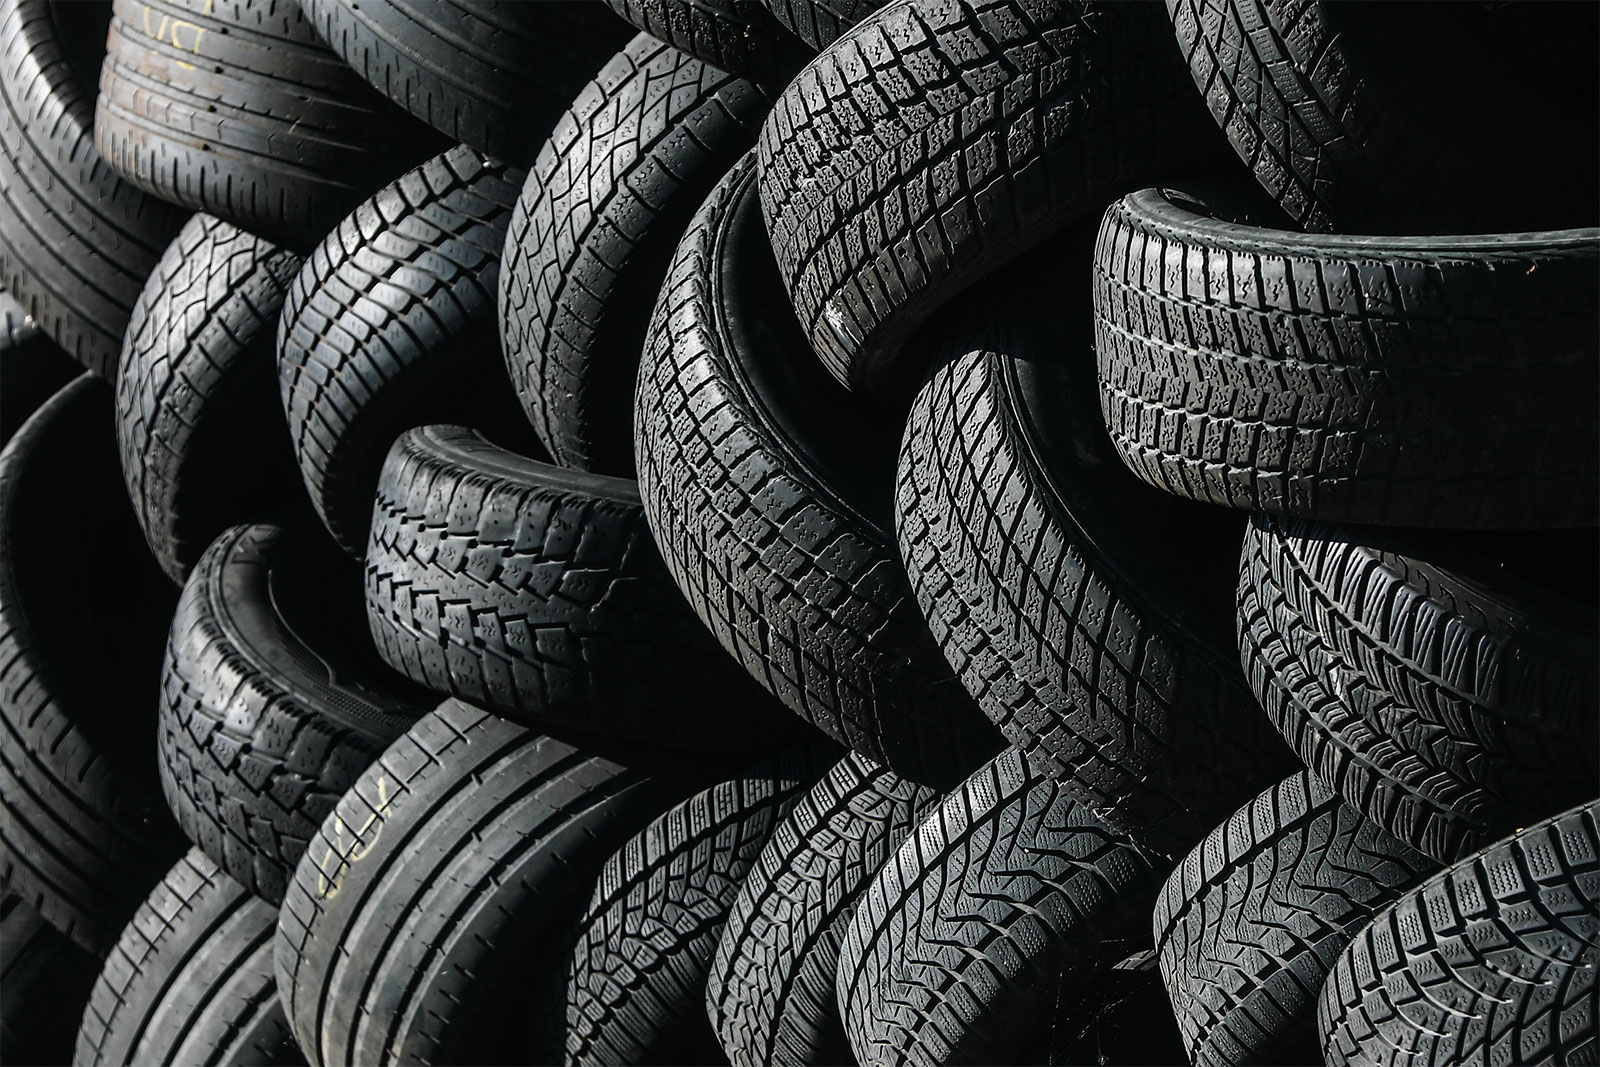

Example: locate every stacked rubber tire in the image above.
[0,1,1594,1066]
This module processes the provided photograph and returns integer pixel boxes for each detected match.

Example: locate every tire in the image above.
[1240,516,1599,864]
[0,376,186,953]
[756,0,1227,394]
[73,849,300,1067]
[1,286,80,444]
[706,752,938,1067]
[565,746,834,1065]
[115,215,306,584]
[277,144,530,557]
[835,747,1164,1066]
[1167,0,1599,234]
[275,699,700,1067]
[1152,773,1438,1067]
[1035,950,1187,1067]
[0,0,189,379]
[158,523,435,905]
[300,0,632,167]
[602,0,809,83]
[1093,187,1600,528]
[756,0,884,49]
[500,33,773,475]
[95,0,441,251]
[895,244,1293,858]
[637,155,1000,787]
[0,894,100,1067]
[1318,799,1600,1067]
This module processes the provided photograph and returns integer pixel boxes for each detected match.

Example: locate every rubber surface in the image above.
[604,0,809,82]
[836,747,1164,1066]
[365,424,791,753]
[158,523,434,904]
[757,0,1227,393]
[0,285,80,444]
[707,752,938,1067]
[275,699,698,1067]
[277,144,528,556]
[0,894,100,1067]
[74,849,301,1067]
[1153,773,1437,1067]
[0,0,189,378]
[501,33,773,475]
[757,0,884,49]
[96,0,440,250]
[115,214,305,583]
[638,155,999,787]
[565,746,833,1065]
[1240,515,1600,864]
[0,376,185,954]
[1318,799,1599,1067]
[302,0,632,166]
[1093,187,1600,528]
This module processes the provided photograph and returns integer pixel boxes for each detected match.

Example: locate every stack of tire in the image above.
[0,0,1594,1064]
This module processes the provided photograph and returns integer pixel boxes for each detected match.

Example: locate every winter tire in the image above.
[602,0,808,83]
[0,894,99,1067]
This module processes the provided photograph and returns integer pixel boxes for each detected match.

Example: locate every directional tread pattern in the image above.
[1093,188,1600,527]
[1318,800,1600,1067]
[501,33,772,474]
[1240,515,1600,864]
[115,214,304,583]
[836,747,1163,1066]
[707,752,938,1067]
[604,0,809,82]
[1153,773,1437,1067]
[565,747,832,1065]
[277,145,526,556]
[74,849,300,1067]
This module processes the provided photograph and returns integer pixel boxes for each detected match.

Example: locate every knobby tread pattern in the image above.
[501,33,773,475]
[1153,773,1437,1067]
[0,0,189,378]
[74,848,300,1067]
[1239,515,1600,864]
[96,0,439,250]
[565,746,834,1065]
[158,523,432,905]
[115,214,305,583]
[277,145,527,556]
[275,700,693,1067]
[604,0,809,82]
[637,156,998,787]
[836,747,1163,1066]
[0,376,185,954]
[364,425,787,752]
[302,0,633,166]
[758,0,886,49]
[1318,800,1600,1067]
[1093,188,1600,528]
[0,894,100,1067]
[707,752,939,1067]
[757,0,1227,392]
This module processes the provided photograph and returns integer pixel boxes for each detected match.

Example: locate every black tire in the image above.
[1035,950,1187,1067]
[275,699,700,1066]
[277,144,529,557]
[1318,799,1600,1067]
[300,0,632,167]
[365,424,792,754]
[602,0,809,83]
[565,746,834,1065]
[895,245,1293,857]
[158,523,435,905]
[756,0,883,50]
[835,747,1164,1066]
[1168,0,1598,235]
[115,214,306,584]
[0,376,185,953]
[1153,773,1438,1067]
[95,0,441,251]
[756,0,1226,394]
[74,849,301,1067]
[500,33,773,475]
[1240,516,1599,864]
[0,0,189,379]
[1093,187,1600,528]
[0,894,100,1067]
[706,752,938,1067]
[0,285,79,444]
[637,155,999,787]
